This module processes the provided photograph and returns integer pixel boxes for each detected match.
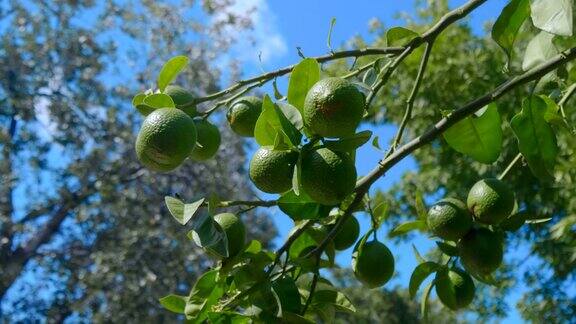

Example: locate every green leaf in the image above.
[164,197,205,225]
[322,130,372,152]
[530,0,573,36]
[208,193,220,216]
[372,202,389,228]
[272,276,302,314]
[132,93,146,107]
[272,79,284,100]
[292,155,302,196]
[371,135,382,150]
[414,190,427,221]
[386,26,419,46]
[491,0,530,61]
[409,261,441,298]
[526,217,553,224]
[157,55,189,91]
[159,294,187,314]
[511,96,559,181]
[277,102,304,131]
[187,214,228,257]
[135,104,156,116]
[412,244,426,264]
[207,312,251,324]
[278,190,328,221]
[443,103,502,164]
[420,281,434,321]
[189,270,219,301]
[540,95,569,129]
[143,93,176,109]
[287,58,320,112]
[254,95,302,147]
[388,220,426,238]
[435,241,458,256]
[312,290,356,314]
[522,31,558,71]
[282,312,315,324]
[327,18,336,52]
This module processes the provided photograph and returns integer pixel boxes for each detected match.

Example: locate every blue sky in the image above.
[225,0,526,322]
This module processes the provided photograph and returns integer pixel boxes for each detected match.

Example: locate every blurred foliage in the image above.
[0,0,276,322]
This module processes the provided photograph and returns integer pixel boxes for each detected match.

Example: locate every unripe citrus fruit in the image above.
[458,228,503,275]
[435,267,475,310]
[227,96,262,137]
[300,148,357,205]
[352,239,394,288]
[331,215,360,251]
[249,147,298,193]
[189,119,221,161]
[135,108,196,172]
[427,198,473,241]
[165,84,197,117]
[303,77,365,138]
[467,178,515,225]
[213,213,246,258]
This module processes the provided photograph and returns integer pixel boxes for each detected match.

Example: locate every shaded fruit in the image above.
[332,215,360,250]
[189,119,221,161]
[458,228,503,275]
[352,240,394,288]
[427,198,473,241]
[213,213,246,257]
[227,96,262,137]
[249,147,298,193]
[300,148,357,205]
[135,108,196,172]
[303,77,365,138]
[467,178,515,225]
[165,84,197,117]
[435,267,475,310]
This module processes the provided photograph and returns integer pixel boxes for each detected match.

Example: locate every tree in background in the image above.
[0,0,276,321]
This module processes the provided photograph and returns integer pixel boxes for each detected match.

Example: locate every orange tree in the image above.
[130,0,576,322]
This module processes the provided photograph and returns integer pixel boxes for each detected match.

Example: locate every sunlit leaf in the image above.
[491,0,530,61]
[157,55,189,91]
[530,0,573,36]
[409,261,441,298]
[288,58,320,112]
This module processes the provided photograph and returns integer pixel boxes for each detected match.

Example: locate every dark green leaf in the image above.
[420,281,434,321]
[530,0,573,36]
[511,96,559,181]
[435,241,458,256]
[499,211,527,231]
[157,55,189,91]
[287,58,320,113]
[386,26,419,46]
[272,276,302,314]
[135,104,157,116]
[278,190,327,221]
[159,294,187,314]
[409,261,441,298]
[143,93,176,109]
[187,215,228,257]
[388,220,426,238]
[282,312,315,324]
[323,130,372,152]
[491,0,530,61]
[522,31,558,71]
[443,103,502,164]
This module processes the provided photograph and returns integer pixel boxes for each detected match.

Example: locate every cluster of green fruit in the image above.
[135,85,221,171]
[426,178,516,310]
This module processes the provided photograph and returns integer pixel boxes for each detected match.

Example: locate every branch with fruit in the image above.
[129,0,576,321]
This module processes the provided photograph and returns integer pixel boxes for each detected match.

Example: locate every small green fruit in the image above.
[427,198,473,241]
[458,227,503,275]
[189,119,221,161]
[249,147,298,194]
[352,240,394,288]
[332,216,360,250]
[213,213,246,258]
[467,178,515,225]
[435,267,475,310]
[227,96,262,137]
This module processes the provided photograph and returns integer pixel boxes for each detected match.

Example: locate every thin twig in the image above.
[301,256,321,315]
[201,199,278,208]
[390,41,434,152]
[265,219,314,276]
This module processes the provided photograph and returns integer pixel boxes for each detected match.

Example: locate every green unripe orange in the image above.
[467,178,515,225]
[165,85,197,117]
[213,213,246,258]
[435,267,475,310]
[332,215,360,251]
[249,147,298,193]
[300,148,357,205]
[352,240,394,288]
[427,198,473,241]
[189,119,221,161]
[227,96,262,137]
[303,77,365,138]
[135,108,196,172]
[458,228,503,275]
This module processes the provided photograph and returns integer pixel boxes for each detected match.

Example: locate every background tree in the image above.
[0,0,277,321]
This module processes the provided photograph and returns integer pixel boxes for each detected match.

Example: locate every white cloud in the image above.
[212,0,288,65]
